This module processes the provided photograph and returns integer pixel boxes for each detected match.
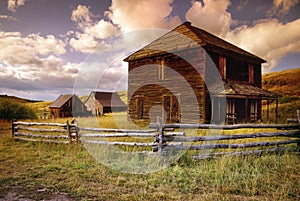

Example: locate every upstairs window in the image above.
[219,55,226,79]
[158,59,165,80]
[226,57,249,82]
[248,64,254,84]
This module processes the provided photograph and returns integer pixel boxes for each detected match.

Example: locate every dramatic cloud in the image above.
[268,0,299,17]
[105,0,181,32]
[0,32,66,67]
[7,0,26,12]
[185,0,232,37]
[0,15,16,21]
[69,5,117,53]
[184,0,300,71]
[0,31,80,97]
[225,18,300,72]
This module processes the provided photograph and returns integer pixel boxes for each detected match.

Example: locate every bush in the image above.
[0,100,37,121]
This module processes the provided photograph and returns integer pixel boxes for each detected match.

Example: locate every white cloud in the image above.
[0,31,66,67]
[184,0,300,72]
[7,0,26,12]
[69,5,117,53]
[0,15,17,21]
[105,0,181,33]
[185,0,232,37]
[225,18,300,72]
[71,4,92,29]
[268,0,299,17]
[0,30,81,95]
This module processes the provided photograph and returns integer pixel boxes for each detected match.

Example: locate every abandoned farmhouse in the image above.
[124,21,278,124]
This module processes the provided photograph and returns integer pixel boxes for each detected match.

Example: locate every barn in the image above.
[85,91,127,116]
[124,21,278,124]
[49,94,89,118]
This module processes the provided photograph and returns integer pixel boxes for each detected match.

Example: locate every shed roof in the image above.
[49,94,73,108]
[210,82,278,99]
[124,21,266,63]
[92,91,127,107]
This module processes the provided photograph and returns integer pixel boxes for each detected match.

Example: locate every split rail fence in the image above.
[12,116,300,159]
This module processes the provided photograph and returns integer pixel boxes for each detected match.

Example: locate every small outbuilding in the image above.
[49,94,89,118]
[85,91,127,116]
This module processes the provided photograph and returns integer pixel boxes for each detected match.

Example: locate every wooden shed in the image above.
[124,21,278,124]
[85,91,127,116]
[49,94,89,118]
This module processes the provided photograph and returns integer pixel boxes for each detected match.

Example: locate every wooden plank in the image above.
[79,133,157,138]
[157,116,163,154]
[164,139,299,150]
[192,147,300,159]
[14,132,69,139]
[13,121,70,127]
[80,139,156,147]
[150,123,300,130]
[14,137,69,144]
[15,126,67,133]
[162,131,300,142]
[78,127,157,133]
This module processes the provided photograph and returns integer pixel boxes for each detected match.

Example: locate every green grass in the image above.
[1,115,300,200]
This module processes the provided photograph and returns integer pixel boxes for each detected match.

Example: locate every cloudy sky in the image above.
[0,0,299,101]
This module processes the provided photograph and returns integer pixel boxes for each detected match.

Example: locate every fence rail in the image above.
[150,116,300,158]
[11,114,300,159]
[12,120,77,144]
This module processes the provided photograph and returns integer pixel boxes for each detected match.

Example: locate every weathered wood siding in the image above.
[85,93,103,116]
[128,48,207,123]
[49,96,88,118]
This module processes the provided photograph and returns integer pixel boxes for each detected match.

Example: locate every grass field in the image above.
[1,115,299,201]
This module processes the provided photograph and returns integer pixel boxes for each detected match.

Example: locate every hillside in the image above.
[0,94,40,103]
[262,68,300,98]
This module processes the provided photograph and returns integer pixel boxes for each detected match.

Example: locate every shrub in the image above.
[0,100,37,121]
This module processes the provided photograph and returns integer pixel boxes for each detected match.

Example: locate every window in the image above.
[163,95,180,122]
[219,55,226,79]
[158,59,165,80]
[226,57,249,82]
[248,64,254,84]
[136,96,144,119]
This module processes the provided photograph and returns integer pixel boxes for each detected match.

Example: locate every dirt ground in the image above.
[1,191,74,201]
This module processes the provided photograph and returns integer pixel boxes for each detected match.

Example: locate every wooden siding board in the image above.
[128,49,206,123]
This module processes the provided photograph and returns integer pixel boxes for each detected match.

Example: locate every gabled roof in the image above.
[92,91,126,107]
[49,94,73,108]
[124,21,266,63]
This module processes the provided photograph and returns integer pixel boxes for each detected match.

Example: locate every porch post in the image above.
[211,97,214,123]
[245,98,248,123]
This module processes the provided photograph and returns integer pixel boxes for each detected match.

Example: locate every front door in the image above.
[163,95,179,123]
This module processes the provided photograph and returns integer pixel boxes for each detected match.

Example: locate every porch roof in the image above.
[210,82,279,99]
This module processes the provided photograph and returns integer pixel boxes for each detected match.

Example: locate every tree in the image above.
[0,100,37,121]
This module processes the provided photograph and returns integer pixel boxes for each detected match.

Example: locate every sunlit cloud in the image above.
[7,0,26,12]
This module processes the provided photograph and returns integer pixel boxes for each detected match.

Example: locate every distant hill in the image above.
[0,94,41,103]
[262,68,300,99]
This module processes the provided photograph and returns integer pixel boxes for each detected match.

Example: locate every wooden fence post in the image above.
[157,116,163,155]
[11,119,15,138]
[71,118,79,143]
[66,120,71,143]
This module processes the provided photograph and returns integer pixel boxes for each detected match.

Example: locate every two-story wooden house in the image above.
[124,21,278,124]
